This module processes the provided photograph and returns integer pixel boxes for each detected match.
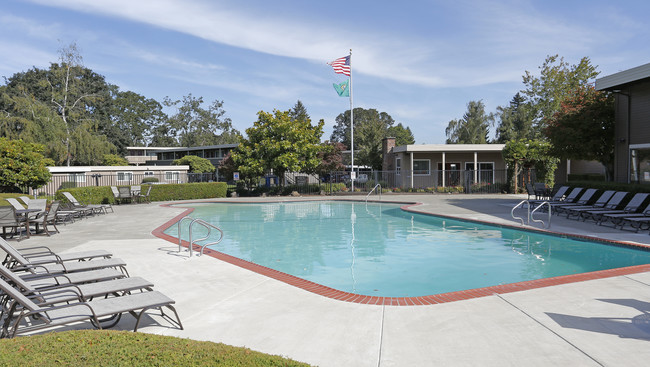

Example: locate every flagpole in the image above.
[349,49,354,192]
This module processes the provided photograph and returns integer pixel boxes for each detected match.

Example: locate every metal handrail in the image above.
[177,216,195,253]
[511,200,530,225]
[177,216,224,257]
[365,184,382,202]
[530,201,551,229]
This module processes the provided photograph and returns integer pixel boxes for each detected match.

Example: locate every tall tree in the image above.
[47,43,113,166]
[289,100,310,123]
[387,123,415,146]
[163,94,239,147]
[109,88,166,151]
[545,86,615,179]
[0,43,116,165]
[521,54,599,135]
[232,109,324,184]
[445,100,491,144]
[494,93,534,143]
[330,108,411,169]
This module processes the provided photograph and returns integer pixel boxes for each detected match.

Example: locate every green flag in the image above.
[333,79,349,97]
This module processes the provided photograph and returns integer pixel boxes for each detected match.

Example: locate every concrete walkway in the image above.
[10,194,650,367]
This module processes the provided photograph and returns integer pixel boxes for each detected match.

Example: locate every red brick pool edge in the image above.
[152,200,650,306]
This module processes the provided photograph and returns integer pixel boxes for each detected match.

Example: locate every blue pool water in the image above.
[165,201,650,297]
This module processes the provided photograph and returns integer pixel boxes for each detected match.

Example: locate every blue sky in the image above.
[2,0,649,144]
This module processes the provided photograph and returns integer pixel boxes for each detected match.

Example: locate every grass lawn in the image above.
[0,329,311,366]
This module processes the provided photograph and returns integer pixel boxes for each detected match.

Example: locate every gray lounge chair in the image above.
[20,268,127,290]
[549,188,597,214]
[18,196,31,206]
[0,265,153,308]
[0,277,182,338]
[5,198,25,211]
[560,190,616,218]
[599,201,650,229]
[530,186,569,204]
[587,193,650,224]
[0,238,128,276]
[567,191,627,221]
[2,237,111,266]
[62,192,109,215]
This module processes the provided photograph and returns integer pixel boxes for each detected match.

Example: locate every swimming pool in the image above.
[162,201,650,298]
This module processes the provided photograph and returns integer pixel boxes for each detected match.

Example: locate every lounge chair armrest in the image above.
[9,263,51,273]
[16,245,55,254]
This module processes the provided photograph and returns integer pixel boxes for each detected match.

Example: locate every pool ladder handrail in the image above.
[365,184,382,202]
[511,200,551,229]
[177,216,224,257]
[530,201,551,229]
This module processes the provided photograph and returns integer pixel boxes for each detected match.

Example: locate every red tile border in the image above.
[151,199,650,306]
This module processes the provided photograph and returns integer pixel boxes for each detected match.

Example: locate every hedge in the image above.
[55,182,228,204]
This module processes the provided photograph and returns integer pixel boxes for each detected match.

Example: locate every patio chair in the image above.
[533,182,549,200]
[116,186,132,204]
[584,193,650,224]
[135,185,153,204]
[28,201,60,236]
[560,190,616,218]
[0,238,128,276]
[26,198,47,220]
[0,207,29,241]
[0,277,182,338]
[525,183,536,200]
[62,192,107,215]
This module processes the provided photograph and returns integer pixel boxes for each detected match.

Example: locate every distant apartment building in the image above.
[596,62,650,184]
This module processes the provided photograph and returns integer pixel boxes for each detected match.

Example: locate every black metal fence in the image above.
[37,169,539,197]
[235,169,527,196]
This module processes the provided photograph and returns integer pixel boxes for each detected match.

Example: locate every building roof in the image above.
[126,146,177,151]
[393,144,506,153]
[595,62,650,91]
[151,144,238,153]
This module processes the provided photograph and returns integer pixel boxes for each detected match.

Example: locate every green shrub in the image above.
[56,182,228,204]
[142,177,159,184]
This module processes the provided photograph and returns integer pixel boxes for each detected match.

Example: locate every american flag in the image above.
[328,55,350,76]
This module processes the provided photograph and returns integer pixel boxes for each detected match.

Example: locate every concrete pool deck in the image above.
[10,194,650,366]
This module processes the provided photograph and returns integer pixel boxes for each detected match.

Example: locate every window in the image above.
[68,173,86,183]
[165,171,180,181]
[413,159,430,175]
[465,162,495,183]
[144,171,154,176]
[630,148,650,183]
[117,172,133,182]
[396,157,401,175]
